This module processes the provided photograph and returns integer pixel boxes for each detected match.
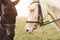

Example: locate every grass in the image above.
[14,17,60,40]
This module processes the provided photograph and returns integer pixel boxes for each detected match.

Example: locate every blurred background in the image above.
[12,0,31,17]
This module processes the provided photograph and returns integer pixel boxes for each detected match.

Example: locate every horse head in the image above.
[25,0,48,34]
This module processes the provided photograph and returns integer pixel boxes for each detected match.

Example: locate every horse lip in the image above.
[29,32,33,34]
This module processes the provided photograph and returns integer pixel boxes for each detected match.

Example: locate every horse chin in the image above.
[25,25,37,34]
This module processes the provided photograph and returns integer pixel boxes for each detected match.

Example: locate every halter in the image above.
[26,0,60,26]
[26,0,43,26]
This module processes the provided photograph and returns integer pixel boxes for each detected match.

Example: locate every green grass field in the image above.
[14,17,60,40]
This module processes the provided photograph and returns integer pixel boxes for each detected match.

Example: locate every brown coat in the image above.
[0,0,20,40]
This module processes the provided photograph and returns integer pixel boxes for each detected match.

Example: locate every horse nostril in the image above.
[26,29,29,32]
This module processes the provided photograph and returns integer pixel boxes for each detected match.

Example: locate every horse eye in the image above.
[30,9,34,12]
[34,25,37,27]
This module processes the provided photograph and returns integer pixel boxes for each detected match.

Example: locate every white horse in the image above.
[25,0,60,34]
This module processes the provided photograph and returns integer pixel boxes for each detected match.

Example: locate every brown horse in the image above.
[0,0,19,40]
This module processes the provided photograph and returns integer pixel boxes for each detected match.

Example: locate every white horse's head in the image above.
[25,0,48,34]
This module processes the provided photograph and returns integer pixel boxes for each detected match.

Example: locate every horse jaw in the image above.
[25,16,38,33]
